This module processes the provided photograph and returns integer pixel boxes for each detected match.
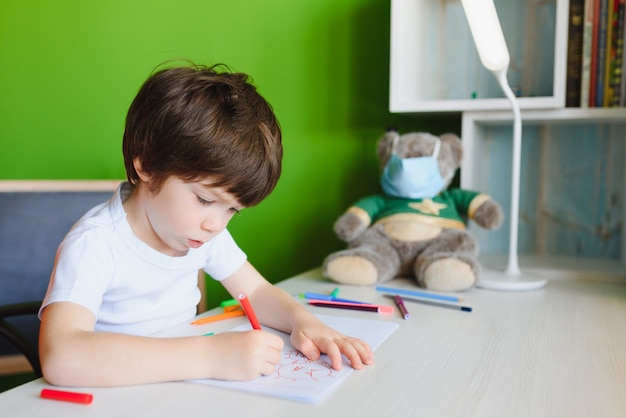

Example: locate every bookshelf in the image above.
[389,0,626,276]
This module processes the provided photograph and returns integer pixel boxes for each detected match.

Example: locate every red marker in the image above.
[238,293,261,330]
[41,388,93,404]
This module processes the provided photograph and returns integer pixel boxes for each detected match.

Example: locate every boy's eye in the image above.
[197,196,214,206]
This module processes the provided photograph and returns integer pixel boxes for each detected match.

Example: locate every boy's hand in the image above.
[205,330,284,381]
[289,324,374,371]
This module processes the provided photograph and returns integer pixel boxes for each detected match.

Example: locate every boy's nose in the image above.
[201,214,228,233]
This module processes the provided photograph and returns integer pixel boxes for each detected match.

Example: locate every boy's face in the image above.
[136,176,243,257]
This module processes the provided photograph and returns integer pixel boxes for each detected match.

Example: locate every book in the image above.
[603,0,618,106]
[589,0,602,106]
[595,0,610,106]
[609,0,624,106]
[580,0,596,107]
[566,0,586,107]
[189,314,399,404]
[622,0,626,105]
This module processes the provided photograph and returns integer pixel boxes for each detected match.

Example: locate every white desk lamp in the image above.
[461,0,547,291]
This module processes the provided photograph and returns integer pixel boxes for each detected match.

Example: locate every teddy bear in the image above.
[322,129,504,291]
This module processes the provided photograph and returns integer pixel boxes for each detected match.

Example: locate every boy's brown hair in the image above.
[122,63,282,207]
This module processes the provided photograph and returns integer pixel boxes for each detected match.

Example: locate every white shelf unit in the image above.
[389,0,568,112]
[460,108,626,276]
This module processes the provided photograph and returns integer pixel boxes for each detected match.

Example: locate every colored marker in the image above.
[238,293,261,330]
[330,287,340,297]
[400,295,472,312]
[303,292,369,304]
[220,298,240,308]
[394,295,411,320]
[376,285,462,303]
[40,388,93,405]
[191,309,245,325]
[308,299,394,314]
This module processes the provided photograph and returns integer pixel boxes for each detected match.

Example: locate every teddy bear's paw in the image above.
[422,258,476,291]
[324,256,379,286]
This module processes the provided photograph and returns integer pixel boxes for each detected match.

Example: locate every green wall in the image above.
[0,0,458,308]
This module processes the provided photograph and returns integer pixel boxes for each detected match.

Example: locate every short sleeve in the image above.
[40,227,115,318]
[201,228,247,281]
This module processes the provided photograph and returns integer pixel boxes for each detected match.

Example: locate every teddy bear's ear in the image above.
[440,133,463,167]
[377,129,397,166]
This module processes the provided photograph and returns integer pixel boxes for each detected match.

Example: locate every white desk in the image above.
[2,268,626,418]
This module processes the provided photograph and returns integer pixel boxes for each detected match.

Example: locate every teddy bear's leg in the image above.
[323,229,400,286]
[418,254,479,291]
[414,229,480,291]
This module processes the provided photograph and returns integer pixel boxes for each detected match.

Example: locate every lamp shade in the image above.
[460,0,510,72]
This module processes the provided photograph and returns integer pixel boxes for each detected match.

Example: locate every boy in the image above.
[39,63,373,386]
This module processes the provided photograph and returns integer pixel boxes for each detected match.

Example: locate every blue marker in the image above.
[375,285,462,303]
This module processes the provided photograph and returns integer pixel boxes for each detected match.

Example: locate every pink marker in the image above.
[307,299,394,314]
[394,295,411,320]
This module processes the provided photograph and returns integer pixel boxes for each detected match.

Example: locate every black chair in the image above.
[0,182,115,380]
[0,302,43,377]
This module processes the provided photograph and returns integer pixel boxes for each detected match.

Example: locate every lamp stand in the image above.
[475,71,547,291]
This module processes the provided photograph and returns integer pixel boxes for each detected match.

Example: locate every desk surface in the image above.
[2,268,626,418]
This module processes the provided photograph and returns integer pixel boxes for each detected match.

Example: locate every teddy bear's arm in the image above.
[470,196,504,230]
[333,206,371,242]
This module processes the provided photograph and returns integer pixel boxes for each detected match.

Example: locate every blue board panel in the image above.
[0,191,112,355]
[469,124,623,260]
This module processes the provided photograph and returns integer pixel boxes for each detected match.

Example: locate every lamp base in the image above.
[476,267,547,291]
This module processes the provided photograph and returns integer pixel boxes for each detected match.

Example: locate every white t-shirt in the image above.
[40,182,247,336]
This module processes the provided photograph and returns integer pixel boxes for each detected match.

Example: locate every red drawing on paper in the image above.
[274,349,336,382]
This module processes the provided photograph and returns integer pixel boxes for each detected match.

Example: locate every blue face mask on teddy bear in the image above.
[380,133,444,199]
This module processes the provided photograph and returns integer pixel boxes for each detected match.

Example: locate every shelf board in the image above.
[390,97,566,113]
[462,107,626,125]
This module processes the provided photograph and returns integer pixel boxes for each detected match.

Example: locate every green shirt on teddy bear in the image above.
[350,189,490,230]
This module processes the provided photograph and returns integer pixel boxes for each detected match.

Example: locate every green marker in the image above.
[220,298,239,308]
[330,287,340,297]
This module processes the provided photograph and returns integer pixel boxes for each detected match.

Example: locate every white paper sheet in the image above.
[189,314,398,403]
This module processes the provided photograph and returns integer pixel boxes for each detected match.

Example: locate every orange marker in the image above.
[191,309,245,325]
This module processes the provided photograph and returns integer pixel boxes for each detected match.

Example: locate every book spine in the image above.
[566,0,586,107]
[595,0,610,106]
[610,0,624,106]
[581,0,596,107]
[590,0,602,106]
[622,0,626,105]
[603,0,618,106]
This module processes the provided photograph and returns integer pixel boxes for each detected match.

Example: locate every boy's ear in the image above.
[133,158,151,182]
